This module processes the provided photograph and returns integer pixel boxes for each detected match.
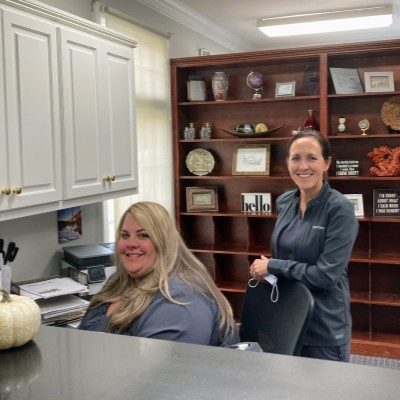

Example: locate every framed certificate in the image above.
[329,68,363,94]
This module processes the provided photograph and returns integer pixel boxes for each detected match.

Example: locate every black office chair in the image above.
[238,277,314,356]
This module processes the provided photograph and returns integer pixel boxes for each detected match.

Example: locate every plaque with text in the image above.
[335,160,359,176]
[373,189,400,217]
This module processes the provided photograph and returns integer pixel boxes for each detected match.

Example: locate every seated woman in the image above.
[79,201,238,346]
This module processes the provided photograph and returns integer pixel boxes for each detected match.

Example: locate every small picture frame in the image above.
[364,71,394,93]
[186,186,218,212]
[344,194,364,217]
[232,144,270,175]
[275,81,296,97]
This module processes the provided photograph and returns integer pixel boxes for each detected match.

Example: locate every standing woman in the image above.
[80,201,238,346]
[250,130,358,361]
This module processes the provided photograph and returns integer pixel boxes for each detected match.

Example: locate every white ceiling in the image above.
[150,0,400,52]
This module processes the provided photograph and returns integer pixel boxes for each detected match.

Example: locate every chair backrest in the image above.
[239,278,314,356]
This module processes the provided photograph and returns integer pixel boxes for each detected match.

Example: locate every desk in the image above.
[1,326,399,400]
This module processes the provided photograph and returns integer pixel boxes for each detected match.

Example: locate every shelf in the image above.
[180,136,292,143]
[180,175,291,180]
[351,291,370,304]
[189,244,269,256]
[178,95,319,106]
[370,252,400,264]
[181,211,276,218]
[328,133,400,139]
[352,332,400,359]
[370,293,400,307]
[329,176,400,181]
[217,281,247,293]
[328,91,400,99]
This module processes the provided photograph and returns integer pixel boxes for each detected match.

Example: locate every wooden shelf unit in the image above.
[171,39,400,358]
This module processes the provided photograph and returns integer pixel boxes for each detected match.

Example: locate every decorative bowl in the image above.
[219,124,285,138]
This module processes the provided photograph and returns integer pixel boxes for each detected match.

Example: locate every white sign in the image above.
[241,193,271,213]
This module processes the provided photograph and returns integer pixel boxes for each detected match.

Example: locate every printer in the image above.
[61,243,116,295]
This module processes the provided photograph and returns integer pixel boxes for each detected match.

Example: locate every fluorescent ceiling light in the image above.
[257,5,392,37]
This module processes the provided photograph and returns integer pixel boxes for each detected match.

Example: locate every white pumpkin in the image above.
[0,288,41,350]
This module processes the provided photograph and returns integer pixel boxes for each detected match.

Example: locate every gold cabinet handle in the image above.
[103,176,110,182]
[12,187,22,194]
[1,187,11,195]
[110,175,116,181]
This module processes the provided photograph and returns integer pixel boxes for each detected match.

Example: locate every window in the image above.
[97,7,173,242]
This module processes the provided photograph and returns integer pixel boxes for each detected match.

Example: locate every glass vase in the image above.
[303,109,319,131]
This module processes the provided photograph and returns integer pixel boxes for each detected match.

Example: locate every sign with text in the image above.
[373,189,400,217]
[335,160,359,176]
[241,193,271,213]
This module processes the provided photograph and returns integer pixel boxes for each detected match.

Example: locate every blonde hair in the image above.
[90,201,235,341]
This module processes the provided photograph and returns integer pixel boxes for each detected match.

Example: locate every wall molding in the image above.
[136,0,254,52]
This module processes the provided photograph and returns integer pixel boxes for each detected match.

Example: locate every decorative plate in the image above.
[185,148,215,176]
[381,96,400,131]
[219,124,285,138]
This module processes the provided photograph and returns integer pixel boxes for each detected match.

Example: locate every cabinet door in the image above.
[60,28,105,199]
[0,11,7,211]
[2,9,62,209]
[102,42,137,193]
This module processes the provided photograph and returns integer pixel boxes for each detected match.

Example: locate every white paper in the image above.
[19,277,88,299]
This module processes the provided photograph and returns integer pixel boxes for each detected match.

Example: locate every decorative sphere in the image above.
[246,71,263,90]
[235,123,255,134]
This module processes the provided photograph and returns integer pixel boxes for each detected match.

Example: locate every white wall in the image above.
[40,0,232,57]
[0,205,103,281]
[0,0,231,284]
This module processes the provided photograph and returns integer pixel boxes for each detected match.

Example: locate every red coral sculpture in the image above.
[368,145,400,177]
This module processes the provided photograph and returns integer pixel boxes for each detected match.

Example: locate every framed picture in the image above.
[364,71,394,92]
[344,194,364,217]
[275,81,296,97]
[232,144,270,175]
[186,186,218,212]
[329,68,363,94]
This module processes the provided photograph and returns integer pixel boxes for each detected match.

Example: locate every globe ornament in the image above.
[246,71,264,99]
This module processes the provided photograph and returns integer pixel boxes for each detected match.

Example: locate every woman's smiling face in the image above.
[287,136,331,199]
[117,213,156,278]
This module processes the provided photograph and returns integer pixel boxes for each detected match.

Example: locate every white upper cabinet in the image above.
[0,0,137,220]
[0,8,62,210]
[60,28,105,199]
[102,42,137,193]
[60,29,138,199]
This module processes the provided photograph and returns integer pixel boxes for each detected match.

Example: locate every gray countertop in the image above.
[1,325,400,400]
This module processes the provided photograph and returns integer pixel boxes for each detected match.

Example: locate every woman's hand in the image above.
[249,255,269,279]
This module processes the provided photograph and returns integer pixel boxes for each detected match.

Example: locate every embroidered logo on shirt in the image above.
[335,333,344,339]
[312,225,325,230]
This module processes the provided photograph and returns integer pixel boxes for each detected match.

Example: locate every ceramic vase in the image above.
[212,71,229,101]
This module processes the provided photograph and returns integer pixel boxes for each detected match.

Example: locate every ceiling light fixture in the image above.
[257,5,393,37]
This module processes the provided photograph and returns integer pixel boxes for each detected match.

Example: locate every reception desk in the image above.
[1,326,399,400]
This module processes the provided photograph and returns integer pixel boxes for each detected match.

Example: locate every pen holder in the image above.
[0,259,11,293]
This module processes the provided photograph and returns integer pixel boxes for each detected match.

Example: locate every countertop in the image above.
[1,325,400,400]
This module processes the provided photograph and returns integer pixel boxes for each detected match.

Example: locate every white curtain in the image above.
[99,8,173,242]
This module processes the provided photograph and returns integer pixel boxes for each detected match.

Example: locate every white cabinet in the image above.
[60,28,137,200]
[0,9,62,210]
[0,0,137,221]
